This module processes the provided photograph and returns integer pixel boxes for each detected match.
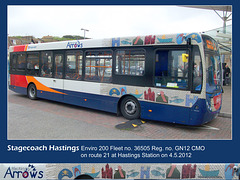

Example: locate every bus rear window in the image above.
[10,53,26,72]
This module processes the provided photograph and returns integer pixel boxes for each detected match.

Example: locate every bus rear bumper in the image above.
[9,85,27,95]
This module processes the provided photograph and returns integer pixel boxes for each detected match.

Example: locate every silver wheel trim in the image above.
[124,101,137,115]
[29,87,35,97]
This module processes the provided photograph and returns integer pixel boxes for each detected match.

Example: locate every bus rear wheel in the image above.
[27,84,37,100]
[120,96,140,120]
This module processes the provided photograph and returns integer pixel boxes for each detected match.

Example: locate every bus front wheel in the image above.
[120,96,140,120]
[27,84,37,100]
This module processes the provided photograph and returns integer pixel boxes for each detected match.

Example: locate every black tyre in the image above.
[120,96,140,120]
[27,84,37,100]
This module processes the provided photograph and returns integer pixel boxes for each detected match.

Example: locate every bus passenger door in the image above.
[52,53,64,102]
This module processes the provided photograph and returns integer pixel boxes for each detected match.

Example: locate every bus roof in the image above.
[9,32,203,53]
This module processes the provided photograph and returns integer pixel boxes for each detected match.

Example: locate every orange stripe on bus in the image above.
[24,45,28,51]
[26,76,66,95]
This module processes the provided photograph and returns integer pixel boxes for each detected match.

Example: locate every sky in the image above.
[8,5,232,39]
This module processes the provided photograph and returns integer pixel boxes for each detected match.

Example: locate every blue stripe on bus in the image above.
[34,88,118,114]
[62,89,119,113]
[139,100,190,125]
[9,85,27,95]
[139,98,220,126]
[9,85,220,125]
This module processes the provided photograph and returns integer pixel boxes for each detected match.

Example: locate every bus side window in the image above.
[192,47,203,92]
[77,54,83,78]
[155,50,189,89]
[16,53,26,71]
[66,51,83,80]
[115,50,145,76]
[10,54,18,71]
[84,50,112,83]
[26,53,39,76]
[41,52,53,78]
[54,55,63,79]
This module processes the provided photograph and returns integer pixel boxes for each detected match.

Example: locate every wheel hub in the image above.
[30,88,35,97]
[125,101,136,115]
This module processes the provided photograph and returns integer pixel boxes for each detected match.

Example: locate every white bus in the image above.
[9,33,223,125]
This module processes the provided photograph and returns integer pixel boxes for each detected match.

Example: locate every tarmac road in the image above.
[8,90,231,140]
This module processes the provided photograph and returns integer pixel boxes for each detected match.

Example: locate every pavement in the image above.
[219,85,232,118]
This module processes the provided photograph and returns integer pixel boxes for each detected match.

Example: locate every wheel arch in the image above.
[27,82,37,93]
[27,82,36,89]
